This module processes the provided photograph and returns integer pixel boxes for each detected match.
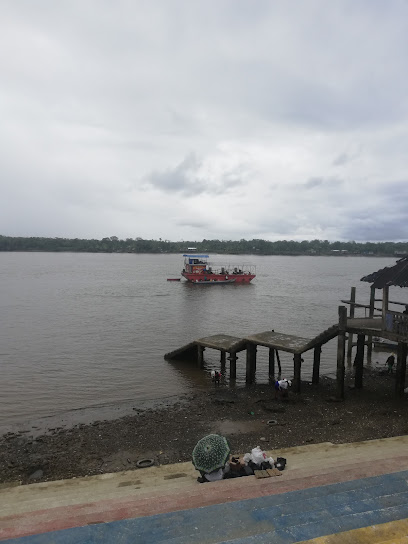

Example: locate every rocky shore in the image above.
[1,369,407,485]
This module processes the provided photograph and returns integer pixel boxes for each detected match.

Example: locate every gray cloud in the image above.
[146,152,250,197]
[147,153,204,196]
[0,0,407,241]
[333,153,349,166]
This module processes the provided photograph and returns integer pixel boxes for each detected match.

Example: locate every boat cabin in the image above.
[183,254,210,274]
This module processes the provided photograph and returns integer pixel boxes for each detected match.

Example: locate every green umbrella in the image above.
[192,434,230,474]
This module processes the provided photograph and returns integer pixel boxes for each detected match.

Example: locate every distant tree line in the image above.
[0,235,407,256]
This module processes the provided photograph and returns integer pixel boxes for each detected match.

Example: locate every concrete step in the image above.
[295,518,408,544]
[2,456,407,524]
[120,496,408,544]
[3,435,408,517]
[17,473,405,544]
[2,468,408,542]
[3,444,408,520]
[157,505,408,544]
[3,436,408,542]
[116,472,408,542]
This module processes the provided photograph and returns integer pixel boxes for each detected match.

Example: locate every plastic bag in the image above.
[243,446,274,467]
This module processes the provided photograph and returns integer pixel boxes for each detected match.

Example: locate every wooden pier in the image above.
[166,257,408,399]
[165,325,340,393]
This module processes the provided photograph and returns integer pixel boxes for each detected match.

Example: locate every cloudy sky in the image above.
[1,1,408,242]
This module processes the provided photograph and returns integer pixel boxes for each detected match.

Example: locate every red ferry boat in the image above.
[181,254,256,284]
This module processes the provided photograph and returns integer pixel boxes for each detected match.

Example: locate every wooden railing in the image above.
[384,311,408,338]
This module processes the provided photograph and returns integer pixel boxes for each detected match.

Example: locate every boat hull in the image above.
[182,272,255,284]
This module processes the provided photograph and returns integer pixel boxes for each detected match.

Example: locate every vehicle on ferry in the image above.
[181,255,256,284]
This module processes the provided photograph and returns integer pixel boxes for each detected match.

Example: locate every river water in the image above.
[1,252,405,428]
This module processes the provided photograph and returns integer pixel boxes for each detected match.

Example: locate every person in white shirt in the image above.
[274,378,292,399]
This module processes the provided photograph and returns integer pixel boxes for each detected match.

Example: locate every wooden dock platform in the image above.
[164,312,406,398]
[164,324,344,392]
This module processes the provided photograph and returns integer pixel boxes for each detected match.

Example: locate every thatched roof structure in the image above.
[361,256,408,288]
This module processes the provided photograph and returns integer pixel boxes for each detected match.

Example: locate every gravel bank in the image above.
[1,369,407,485]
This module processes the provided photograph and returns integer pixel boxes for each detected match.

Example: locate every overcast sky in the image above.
[1,1,408,242]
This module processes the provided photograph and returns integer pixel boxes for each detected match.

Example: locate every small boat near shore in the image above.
[372,338,398,352]
[181,254,256,284]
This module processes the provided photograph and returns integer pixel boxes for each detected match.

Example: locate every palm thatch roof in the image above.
[361,256,408,288]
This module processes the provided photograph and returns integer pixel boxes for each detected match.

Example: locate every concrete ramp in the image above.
[245,331,312,354]
[196,334,246,352]
[166,325,341,361]
[164,334,246,361]
[2,436,408,542]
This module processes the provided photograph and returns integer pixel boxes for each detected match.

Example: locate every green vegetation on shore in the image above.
[1,235,407,256]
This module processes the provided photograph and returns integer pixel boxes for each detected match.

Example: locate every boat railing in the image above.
[206,263,256,275]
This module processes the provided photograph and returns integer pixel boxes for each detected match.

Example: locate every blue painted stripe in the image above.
[3,470,408,544]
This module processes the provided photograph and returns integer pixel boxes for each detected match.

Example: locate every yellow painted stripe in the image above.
[296,518,408,544]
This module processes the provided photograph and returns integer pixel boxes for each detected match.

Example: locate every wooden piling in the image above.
[246,343,257,384]
[197,345,205,368]
[269,348,275,381]
[220,351,226,369]
[293,353,302,393]
[229,353,237,380]
[276,350,282,377]
[367,286,375,366]
[382,286,389,327]
[312,344,322,384]
[336,306,347,399]
[395,342,407,397]
[346,287,356,364]
[354,334,365,389]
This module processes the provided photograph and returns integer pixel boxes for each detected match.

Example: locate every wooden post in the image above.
[382,286,389,328]
[354,334,365,389]
[276,350,282,377]
[395,342,407,397]
[367,286,375,366]
[336,306,347,399]
[293,354,302,393]
[269,348,275,381]
[229,353,237,380]
[246,343,257,384]
[220,351,226,369]
[197,345,205,368]
[347,287,356,363]
[312,344,322,384]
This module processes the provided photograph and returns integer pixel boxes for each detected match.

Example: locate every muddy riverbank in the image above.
[1,369,407,485]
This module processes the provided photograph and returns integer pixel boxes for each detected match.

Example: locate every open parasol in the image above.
[192,434,230,474]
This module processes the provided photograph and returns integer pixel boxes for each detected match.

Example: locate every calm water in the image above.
[1,252,405,428]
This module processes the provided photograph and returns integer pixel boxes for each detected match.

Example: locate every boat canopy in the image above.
[182,255,209,259]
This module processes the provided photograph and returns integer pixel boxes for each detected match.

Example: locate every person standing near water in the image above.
[386,353,396,374]
[274,378,292,399]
